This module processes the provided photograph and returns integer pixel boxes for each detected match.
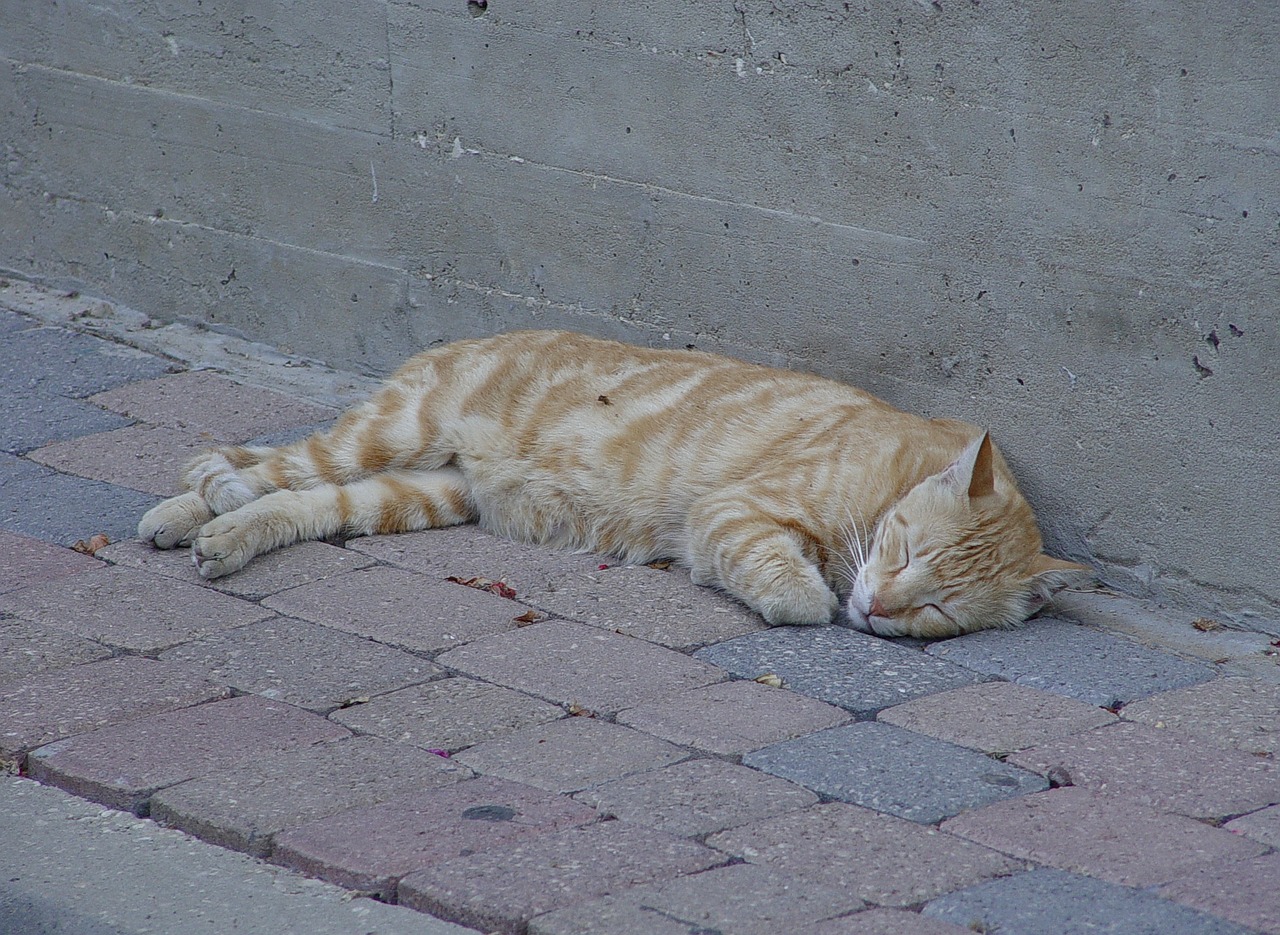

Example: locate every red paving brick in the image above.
[0,619,112,686]
[1158,852,1280,934]
[0,528,102,595]
[1121,676,1280,755]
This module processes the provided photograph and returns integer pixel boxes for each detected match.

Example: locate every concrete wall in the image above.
[1,1,1276,629]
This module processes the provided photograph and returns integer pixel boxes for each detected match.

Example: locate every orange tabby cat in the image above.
[139,330,1089,637]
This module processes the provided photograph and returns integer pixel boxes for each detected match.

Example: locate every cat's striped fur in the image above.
[139,330,1089,637]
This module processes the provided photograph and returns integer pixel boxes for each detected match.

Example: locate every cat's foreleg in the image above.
[139,445,280,549]
[191,467,474,578]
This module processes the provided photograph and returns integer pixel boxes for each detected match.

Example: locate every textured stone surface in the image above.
[745,722,1047,823]
[1120,676,1280,755]
[793,909,973,935]
[707,803,1020,908]
[616,678,851,755]
[0,619,112,686]
[158,616,440,712]
[438,620,724,713]
[0,388,133,454]
[694,626,979,715]
[528,863,865,935]
[0,527,102,595]
[330,677,565,753]
[26,695,350,814]
[925,618,1215,707]
[271,776,597,899]
[923,868,1256,935]
[1159,853,1280,935]
[574,758,818,838]
[0,452,161,544]
[28,423,219,496]
[0,323,172,398]
[941,787,1267,887]
[1007,720,1280,820]
[398,820,726,934]
[262,565,526,653]
[455,715,688,793]
[876,681,1118,754]
[1225,804,1280,848]
[150,735,473,857]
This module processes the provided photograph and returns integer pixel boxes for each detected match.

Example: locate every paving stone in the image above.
[244,419,338,448]
[922,867,1256,935]
[0,618,113,686]
[745,722,1047,824]
[694,625,980,715]
[438,620,725,714]
[0,527,102,595]
[262,565,526,653]
[0,452,160,544]
[876,681,1118,754]
[1120,676,1280,755]
[90,370,338,440]
[528,863,864,935]
[455,715,688,793]
[706,802,1020,908]
[0,388,134,453]
[100,537,377,600]
[158,617,441,712]
[0,656,230,765]
[0,308,34,333]
[150,735,474,858]
[26,695,350,814]
[330,676,565,753]
[1006,720,1280,820]
[1225,804,1280,848]
[0,324,173,398]
[271,775,597,899]
[28,423,225,496]
[616,677,851,755]
[925,617,1215,708]
[1158,852,1280,935]
[573,758,819,837]
[941,786,1266,888]
[792,909,972,935]
[0,565,273,652]
[398,820,727,935]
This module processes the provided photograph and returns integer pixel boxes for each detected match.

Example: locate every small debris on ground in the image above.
[754,673,784,688]
[1191,617,1221,632]
[71,533,111,555]
[446,575,517,600]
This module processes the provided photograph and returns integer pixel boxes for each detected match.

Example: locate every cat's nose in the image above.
[869,595,890,618]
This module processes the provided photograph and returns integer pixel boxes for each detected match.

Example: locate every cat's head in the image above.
[845,431,1090,638]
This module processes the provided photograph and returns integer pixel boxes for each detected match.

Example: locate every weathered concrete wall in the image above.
[1,1,1277,628]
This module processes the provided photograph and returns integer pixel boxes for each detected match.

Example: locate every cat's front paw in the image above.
[139,493,215,550]
[756,583,839,626]
[191,515,254,579]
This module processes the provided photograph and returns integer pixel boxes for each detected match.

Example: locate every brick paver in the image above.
[437,620,724,713]
[1159,852,1280,934]
[745,722,1047,823]
[941,786,1267,887]
[0,391,133,455]
[397,820,727,935]
[876,681,1117,754]
[528,863,865,935]
[616,678,851,755]
[0,452,160,544]
[793,909,973,935]
[270,776,597,899]
[694,625,980,715]
[26,694,350,814]
[28,423,218,496]
[1006,720,1280,820]
[0,322,172,398]
[707,802,1020,908]
[1225,804,1280,848]
[0,619,112,686]
[150,735,473,857]
[1120,676,1280,755]
[0,527,102,595]
[574,758,818,837]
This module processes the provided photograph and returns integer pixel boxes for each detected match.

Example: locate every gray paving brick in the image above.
[706,802,1020,908]
[0,308,34,333]
[925,617,1215,708]
[330,677,564,753]
[398,820,727,935]
[1006,720,1280,820]
[150,735,473,858]
[745,722,1047,824]
[941,786,1266,887]
[1120,676,1280,755]
[101,537,376,600]
[0,527,102,595]
[0,619,112,686]
[28,423,223,496]
[694,625,980,716]
[455,715,688,794]
[0,656,229,765]
[792,909,972,935]
[922,867,1256,935]
[0,388,134,453]
[1159,853,1280,935]
[0,565,273,652]
[616,678,851,755]
[573,758,818,837]
[528,863,864,935]
[1225,804,1280,848]
[876,681,1117,754]
[158,617,441,712]
[90,370,337,440]
[0,324,172,398]
[271,775,597,899]
[0,452,160,544]
[262,565,525,653]
[437,620,725,714]
[244,419,338,448]
[26,694,350,815]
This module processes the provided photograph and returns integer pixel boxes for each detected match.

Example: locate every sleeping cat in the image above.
[138,330,1089,638]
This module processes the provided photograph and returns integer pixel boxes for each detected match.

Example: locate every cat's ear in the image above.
[1023,554,1094,614]
[940,431,997,501]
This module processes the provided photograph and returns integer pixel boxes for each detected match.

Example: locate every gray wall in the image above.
[2,1,1277,628]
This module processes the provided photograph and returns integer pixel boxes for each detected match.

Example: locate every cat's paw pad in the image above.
[191,517,252,579]
[139,493,214,550]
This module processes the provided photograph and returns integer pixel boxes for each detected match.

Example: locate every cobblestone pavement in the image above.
[2,281,1278,934]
